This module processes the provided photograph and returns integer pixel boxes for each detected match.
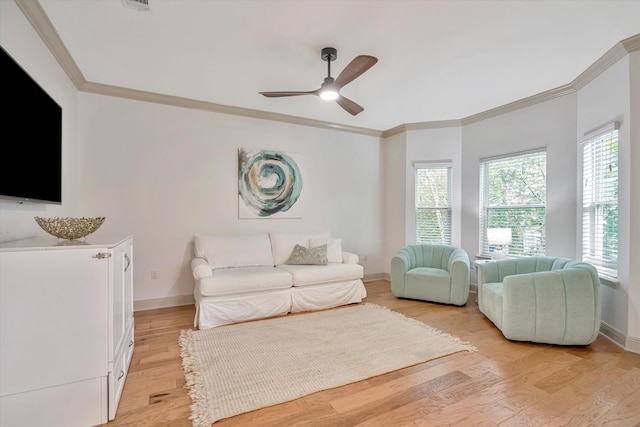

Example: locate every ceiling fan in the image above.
[259,47,378,116]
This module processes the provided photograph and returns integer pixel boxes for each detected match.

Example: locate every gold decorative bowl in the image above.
[34,216,106,240]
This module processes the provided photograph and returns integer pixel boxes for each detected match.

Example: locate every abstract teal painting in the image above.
[238,148,304,218]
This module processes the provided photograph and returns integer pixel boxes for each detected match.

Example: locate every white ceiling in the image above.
[38,0,640,132]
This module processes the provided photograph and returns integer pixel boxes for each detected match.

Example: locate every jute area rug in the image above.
[179,302,476,426]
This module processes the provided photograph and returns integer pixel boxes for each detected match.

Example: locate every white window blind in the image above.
[479,149,546,257]
[415,164,452,245]
[582,123,619,278]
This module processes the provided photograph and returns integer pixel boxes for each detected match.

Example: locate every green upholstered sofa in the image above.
[391,244,470,306]
[477,257,601,345]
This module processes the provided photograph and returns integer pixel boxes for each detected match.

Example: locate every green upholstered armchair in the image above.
[477,257,601,345]
[391,244,470,306]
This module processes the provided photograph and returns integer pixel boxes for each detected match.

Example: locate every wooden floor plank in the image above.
[101,280,640,427]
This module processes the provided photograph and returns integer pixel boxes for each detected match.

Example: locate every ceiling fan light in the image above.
[320,89,339,101]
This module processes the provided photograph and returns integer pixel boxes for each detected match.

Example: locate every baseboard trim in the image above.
[134,277,388,310]
[134,294,195,312]
[625,334,640,354]
[599,320,628,350]
[133,289,639,353]
[363,273,388,282]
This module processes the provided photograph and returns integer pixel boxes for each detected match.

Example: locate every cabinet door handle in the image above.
[124,253,131,272]
[117,370,125,381]
[129,340,134,347]
[93,252,111,259]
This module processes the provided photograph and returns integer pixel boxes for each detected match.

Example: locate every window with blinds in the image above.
[415,165,451,245]
[582,123,618,278]
[479,149,546,257]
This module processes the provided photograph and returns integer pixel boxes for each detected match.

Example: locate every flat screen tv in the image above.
[1,46,62,204]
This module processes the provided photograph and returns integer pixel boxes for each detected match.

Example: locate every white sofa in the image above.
[191,231,366,329]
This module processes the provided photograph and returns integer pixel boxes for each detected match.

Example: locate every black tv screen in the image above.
[1,46,62,204]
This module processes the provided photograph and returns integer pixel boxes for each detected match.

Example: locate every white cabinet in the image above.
[0,235,134,427]
[108,235,134,420]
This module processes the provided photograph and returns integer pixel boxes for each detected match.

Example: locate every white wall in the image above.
[382,132,407,268]
[76,93,383,302]
[405,128,463,247]
[383,95,581,289]
[0,1,80,241]
[1,0,385,308]
[383,56,640,350]
[382,96,582,288]
[629,50,640,348]
[576,54,635,344]
[460,95,578,262]
[381,127,463,268]
[3,0,639,349]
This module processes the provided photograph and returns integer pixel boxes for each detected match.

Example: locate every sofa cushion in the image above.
[290,280,367,313]
[277,263,364,287]
[309,238,343,263]
[194,233,274,269]
[286,244,328,265]
[403,267,452,303]
[481,282,504,329]
[270,231,331,266]
[198,266,292,297]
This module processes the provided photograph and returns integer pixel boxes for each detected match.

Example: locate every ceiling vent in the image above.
[122,0,151,12]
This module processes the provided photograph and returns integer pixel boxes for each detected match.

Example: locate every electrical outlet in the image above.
[363,254,368,261]
[151,270,158,280]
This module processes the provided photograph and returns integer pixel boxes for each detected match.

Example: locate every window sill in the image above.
[599,275,619,289]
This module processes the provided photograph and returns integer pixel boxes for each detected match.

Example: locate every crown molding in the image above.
[621,32,640,52]
[15,0,382,138]
[81,81,383,136]
[460,84,576,126]
[572,33,640,91]
[16,2,639,138]
[382,120,462,138]
[14,0,85,89]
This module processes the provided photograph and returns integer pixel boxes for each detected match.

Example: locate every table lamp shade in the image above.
[487,228,512,246]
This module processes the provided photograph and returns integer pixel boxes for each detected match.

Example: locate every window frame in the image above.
[414,162,452,245]
[479,148,547,258]
[580,121,619,279]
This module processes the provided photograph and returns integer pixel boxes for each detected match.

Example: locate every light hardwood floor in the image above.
[102,280,640,427]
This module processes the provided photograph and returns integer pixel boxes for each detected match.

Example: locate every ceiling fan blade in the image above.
[333,55,378,89]
[335,95,364,116]
[259,90,318,97]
